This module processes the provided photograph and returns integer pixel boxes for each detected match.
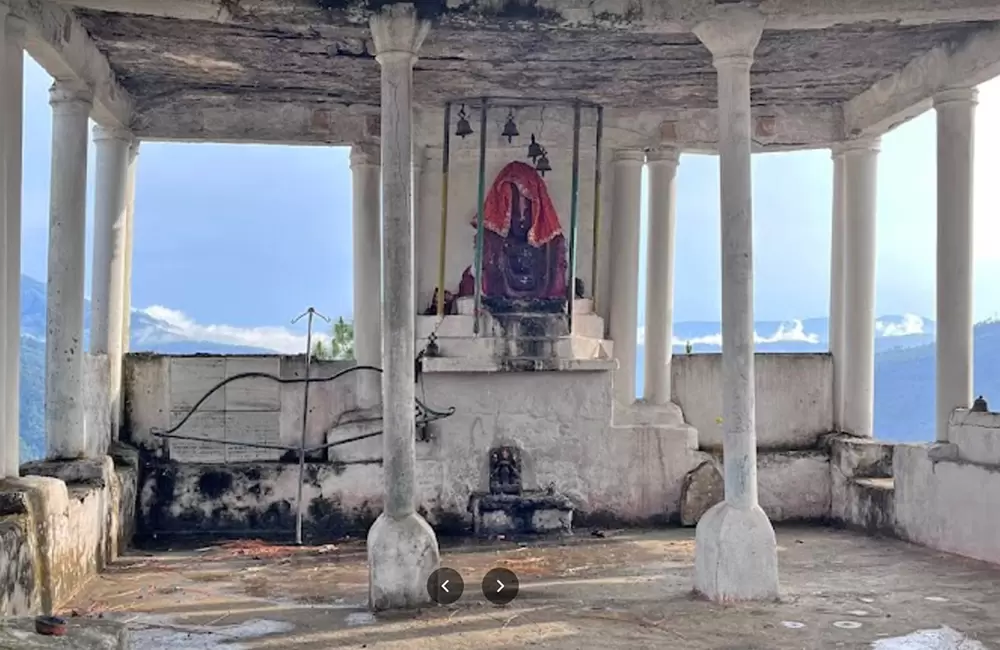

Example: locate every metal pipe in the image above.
[437,103,452,317]
[291,307,327,545]
[473,97,488,336]
[591,106,604,314]
[567,102,582,334]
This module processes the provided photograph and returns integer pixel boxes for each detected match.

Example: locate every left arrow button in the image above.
[427,568,464,605]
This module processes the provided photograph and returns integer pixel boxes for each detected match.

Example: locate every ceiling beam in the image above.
[11,0,132,130]
[843,23,1000,137]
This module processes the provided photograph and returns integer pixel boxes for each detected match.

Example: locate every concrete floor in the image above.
[66,527,1000,649]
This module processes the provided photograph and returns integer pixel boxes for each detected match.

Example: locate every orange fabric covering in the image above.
[473,161,564,247]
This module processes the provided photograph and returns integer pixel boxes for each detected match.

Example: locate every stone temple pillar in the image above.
[934,87,977,442]
[607,149,644,406]
[90,126,133,442]
[120,142,139,356]
[643,147,680,405]
[45,81,93,460]
[692,7,779,601]
[841,138,880,439]
[829,149,846,431]
[366,3,439,611]
[0,9,24,478]
[350,142,382,408]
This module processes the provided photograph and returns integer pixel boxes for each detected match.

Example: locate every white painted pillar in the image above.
[90,125,132,442]
[692,7,778,602]
[643,147,680,405]
[350,142,382,407]
[934,87,977,442]
[366,3,439,612]
[841,138,880,439]
[120,141,139,355]
[0,5,10,478]
[3,13,24,476]
[607,149,644,406]
[829,149,846,431]
[45,81,93,460]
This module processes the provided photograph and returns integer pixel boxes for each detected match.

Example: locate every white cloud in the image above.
[141,305,329,354]
[875,313,925,337]
[639,319,821,348]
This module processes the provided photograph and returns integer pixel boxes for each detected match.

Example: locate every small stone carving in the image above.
[680,461,724,526]
[972,395,989,412]
[489,446,522,495]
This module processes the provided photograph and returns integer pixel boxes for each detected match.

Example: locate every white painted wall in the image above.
[672,353,834,449]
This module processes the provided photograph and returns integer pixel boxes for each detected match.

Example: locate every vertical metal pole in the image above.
[591,106,604,314]
[473,97,488,336]
[567,102,582,334]
[291,307,328,545]
[437,103,452,317]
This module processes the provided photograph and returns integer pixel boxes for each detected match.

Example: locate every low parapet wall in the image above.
[671,353,834,450]
[0,448,138,616]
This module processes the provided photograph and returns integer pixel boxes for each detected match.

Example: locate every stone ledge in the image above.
[421,357,617,373]
[0,618,127,649]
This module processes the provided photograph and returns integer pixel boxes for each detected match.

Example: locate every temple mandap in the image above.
[1,0,1000,640]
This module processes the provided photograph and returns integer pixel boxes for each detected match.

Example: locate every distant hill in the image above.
[18,275,273,461]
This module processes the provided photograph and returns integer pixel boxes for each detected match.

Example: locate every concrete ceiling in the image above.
[22,0,1000,147]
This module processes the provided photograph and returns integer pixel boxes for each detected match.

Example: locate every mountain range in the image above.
[16,274,998,459]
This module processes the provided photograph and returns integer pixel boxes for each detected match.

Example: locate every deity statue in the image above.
[474,161,567,302]
[489,446,522,495]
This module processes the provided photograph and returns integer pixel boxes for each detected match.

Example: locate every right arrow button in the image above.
[482,567,519,606]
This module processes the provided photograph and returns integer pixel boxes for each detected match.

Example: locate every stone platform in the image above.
[64,527,1000,649]
[0,618,127,650]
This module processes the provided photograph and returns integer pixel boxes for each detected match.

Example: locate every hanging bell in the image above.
[535,149,552,176]
[455,105,473,139]
[527,134,543,161]
[501,109,519,144]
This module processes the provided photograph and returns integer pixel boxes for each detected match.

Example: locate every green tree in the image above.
[329,317,355,360]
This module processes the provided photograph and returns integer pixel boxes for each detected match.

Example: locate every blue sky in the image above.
[17,55,1000,351]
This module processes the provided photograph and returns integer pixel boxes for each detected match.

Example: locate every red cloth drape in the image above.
[472,161,563,246]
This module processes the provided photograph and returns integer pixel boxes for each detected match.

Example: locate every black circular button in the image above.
[482,567,519,606]
[427,567,464,605]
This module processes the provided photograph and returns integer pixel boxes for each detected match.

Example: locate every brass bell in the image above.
[455,105,473,139]
[535,149,551,176]
[501,109,519,144]
[527,134,543,161]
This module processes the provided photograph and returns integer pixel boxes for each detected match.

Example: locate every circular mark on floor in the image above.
[859,597,875,603]
[925,596,950,603]
[781,621,806,629]
[847,610,869,616]
[834,621,863,629]
[345,612,377,627]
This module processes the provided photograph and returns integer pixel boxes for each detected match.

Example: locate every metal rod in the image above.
[291,307,329,545]
[591,106,604,314]
[473,97,488,336]
[445,95,602,109]
[437,103,452,317]
[567,102,582,334]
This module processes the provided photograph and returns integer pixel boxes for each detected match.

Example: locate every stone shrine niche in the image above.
[474,161,567,308]
[489,445,522,495]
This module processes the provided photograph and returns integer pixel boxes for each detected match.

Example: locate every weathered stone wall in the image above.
[0,450,139,617]
[893,408,1000,565]
[829,435,896,535]
[672,353,834,450]
[127,352,839,539]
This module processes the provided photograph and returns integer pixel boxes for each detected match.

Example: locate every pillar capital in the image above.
[693,6,765,67]
[49,81,93,112]
[833,137,881,156]
[370,3,430,64]
[128,139,141,163]
[5,12,27,40]
[92,124,134,145]
[934,86,979,109]
[612,149,645,165]
[350,142,380,168]
[646,147,680,166]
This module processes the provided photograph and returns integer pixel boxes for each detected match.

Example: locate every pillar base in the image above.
[367,511,440,611]
[693,501,779,602]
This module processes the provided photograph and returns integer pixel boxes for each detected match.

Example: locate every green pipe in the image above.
[567,102,582,334]
[437,103,452,317]
[591,106,604,314]
[473,98,488,336]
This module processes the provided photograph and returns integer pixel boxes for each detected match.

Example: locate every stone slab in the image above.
[168,357,225,413]
[949,408,1000,466]
[224,357,281,411]
[0,618,127,649]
